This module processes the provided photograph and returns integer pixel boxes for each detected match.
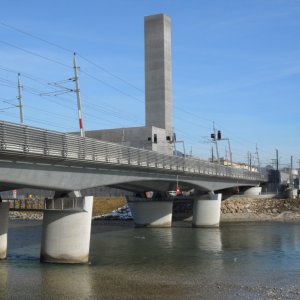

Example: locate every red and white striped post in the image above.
[73,53,85,137]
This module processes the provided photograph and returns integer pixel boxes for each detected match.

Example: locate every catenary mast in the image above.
[73,53,85,137]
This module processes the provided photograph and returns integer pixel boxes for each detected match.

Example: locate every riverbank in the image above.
[8,196,300,223]
[220,196,300,223]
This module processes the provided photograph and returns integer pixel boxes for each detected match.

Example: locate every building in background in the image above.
[83,14,174,155]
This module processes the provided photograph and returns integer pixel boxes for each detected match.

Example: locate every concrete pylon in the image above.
[145,14,173,131]
[192,193,222,227]
[127,197,173,227]
[0,202,9,259]
[40,196,93,263]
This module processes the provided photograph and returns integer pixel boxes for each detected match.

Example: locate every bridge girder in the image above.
[0,160,261,193]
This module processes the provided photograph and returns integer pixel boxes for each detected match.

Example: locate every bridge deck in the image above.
[0,121,265,182]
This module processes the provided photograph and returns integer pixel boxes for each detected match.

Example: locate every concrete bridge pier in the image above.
[243,186,262,196]
[40,192,94,264]
[192,192,222,228]
[127,195,173,227]
[0,202,9,259]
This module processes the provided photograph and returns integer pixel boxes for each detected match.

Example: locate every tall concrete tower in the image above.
[144,14,173,131]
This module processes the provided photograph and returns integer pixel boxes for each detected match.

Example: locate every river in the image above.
[1,220,300,299]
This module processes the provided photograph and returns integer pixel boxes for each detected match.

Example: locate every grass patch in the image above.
[92,197,127,217]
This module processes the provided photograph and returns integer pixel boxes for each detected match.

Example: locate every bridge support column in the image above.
[243,186,262,196]
[40,196,93,264]
[0,202,9,260]
[127,197,173,227]
[192,193,222,228]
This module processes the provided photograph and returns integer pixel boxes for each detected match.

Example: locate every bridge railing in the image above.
[44,197,85,211]
[0,121,264,181]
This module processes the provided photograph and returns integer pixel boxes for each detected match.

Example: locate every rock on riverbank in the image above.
[221,197,300,222]
[9,211,43,220]
[8,197,300,222]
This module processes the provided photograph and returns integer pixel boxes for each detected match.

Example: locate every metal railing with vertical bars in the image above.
[0,121,265,182]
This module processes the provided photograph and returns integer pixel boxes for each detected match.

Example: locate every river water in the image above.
[1,220,300,299]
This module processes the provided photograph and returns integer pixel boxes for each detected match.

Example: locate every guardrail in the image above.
[3,198,44,211]
[0,121,265,182]
[44,197,85,211]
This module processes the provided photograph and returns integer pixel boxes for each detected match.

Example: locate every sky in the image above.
[0,0,299,167]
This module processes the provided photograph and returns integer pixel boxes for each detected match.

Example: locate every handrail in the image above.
[0,121,265,182]
[44,197,85,211]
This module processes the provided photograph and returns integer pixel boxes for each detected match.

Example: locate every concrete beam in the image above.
[0,160,261,193]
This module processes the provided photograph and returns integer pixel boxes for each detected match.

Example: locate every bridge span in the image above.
[0,121,266,263]
[0,121,264,192]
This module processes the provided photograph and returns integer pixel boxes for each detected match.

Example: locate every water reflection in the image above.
[0,263,8,299]
[132,227,174,252]
[220,223,300,253]
[2,221,300,299]
[194,228,222,252]
[39,265,92,298]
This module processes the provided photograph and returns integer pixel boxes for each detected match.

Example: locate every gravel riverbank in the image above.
[8,197,300,223]
[220,196,300,223]
[9,211,43,220]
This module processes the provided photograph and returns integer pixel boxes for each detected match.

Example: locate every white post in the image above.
[73,53,85,138]
[17,73,24,124]
[213,122,220,164]
[0,202,9,259]
[227,138,233,166]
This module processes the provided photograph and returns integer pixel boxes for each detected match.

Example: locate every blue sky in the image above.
[0,0,299,167]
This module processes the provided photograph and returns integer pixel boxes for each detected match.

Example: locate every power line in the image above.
[0,21,290,162]
[77,54,144,93]
[0,20,144,93]
[0,40,71,68]
[0,65,143,127]
[0,21,74,53]
[80,69,144,104]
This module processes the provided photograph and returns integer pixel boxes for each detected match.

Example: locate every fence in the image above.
[44,197,85,211]
[4,198,44,211]
[0,121,265,182]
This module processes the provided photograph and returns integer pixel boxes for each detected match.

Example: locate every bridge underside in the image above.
[0,160,261,193]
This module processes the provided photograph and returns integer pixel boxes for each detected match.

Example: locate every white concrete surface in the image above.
[192,193,222,227]
[244,186,262,196]
[128,199,173,227]
[145,14,173,131]
[287,188,298,199]
[40,196,93,263]
[84,125,174,155]
[74,13,174,156]
[0,202,9,259]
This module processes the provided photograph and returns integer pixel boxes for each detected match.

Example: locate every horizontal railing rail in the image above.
[3,198,44,211]
[44,197,85,211]
[0,121,265,182]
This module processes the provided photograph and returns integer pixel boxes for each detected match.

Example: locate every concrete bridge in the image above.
[0,121,263,191]
[0,121,265,263]
[0,13,268,264]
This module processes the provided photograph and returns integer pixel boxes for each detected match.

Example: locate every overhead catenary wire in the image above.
[0,40,71,69]
[0,21,144,93]
[0,65,144,128]
[0,20,294,165]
